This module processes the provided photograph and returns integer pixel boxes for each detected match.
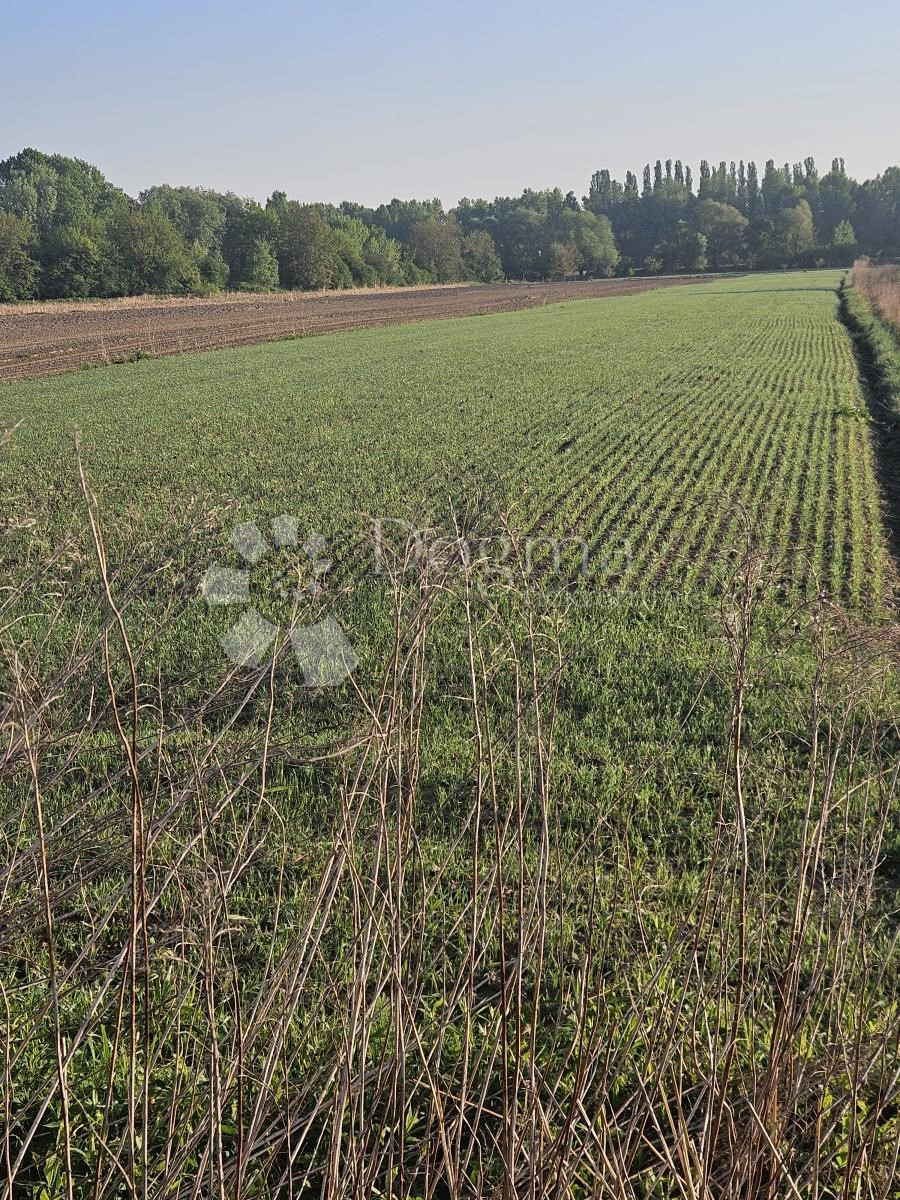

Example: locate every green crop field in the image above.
[1,271,890,603]
[1,272,899,1198]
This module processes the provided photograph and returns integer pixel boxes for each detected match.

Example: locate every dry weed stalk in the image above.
[0,496,898,1198]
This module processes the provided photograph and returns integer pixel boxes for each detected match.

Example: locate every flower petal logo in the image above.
[201,515,357,686]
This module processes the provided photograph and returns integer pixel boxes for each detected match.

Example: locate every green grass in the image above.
[1,271,898,1198]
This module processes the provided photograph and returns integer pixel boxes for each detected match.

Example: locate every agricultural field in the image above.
[0,275,702,382]
[1,272,891,603]
[1,271,899,1198]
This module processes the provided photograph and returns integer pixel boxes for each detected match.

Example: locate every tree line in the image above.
[585,156,899,274]
[0,147,897,301]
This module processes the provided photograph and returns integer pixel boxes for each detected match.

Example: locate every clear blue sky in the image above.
[5,0,898,206]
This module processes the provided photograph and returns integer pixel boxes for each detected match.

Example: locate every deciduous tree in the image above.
[276,203,336,290]
[696,200,749,269]
[0,211,38,299]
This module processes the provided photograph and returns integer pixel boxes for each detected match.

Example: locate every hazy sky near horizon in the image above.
[5,0,898,206]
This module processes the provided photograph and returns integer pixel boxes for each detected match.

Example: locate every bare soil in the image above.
[0,277,704,383]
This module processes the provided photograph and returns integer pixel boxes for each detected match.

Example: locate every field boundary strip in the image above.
[838,276,900,581]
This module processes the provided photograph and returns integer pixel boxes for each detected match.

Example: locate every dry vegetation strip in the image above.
[851,261,900,330]
[0,275,706,381]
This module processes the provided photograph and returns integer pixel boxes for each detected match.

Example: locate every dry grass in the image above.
[0,281,471,319]
[851,262,900,331]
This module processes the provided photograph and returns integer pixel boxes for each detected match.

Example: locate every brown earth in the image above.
[0,276,707,383]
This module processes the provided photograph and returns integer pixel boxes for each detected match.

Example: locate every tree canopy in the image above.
[585,155,898,274]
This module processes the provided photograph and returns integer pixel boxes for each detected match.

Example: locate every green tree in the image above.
[746,161,761,217]
[6,142,900,299]
[654,222,707,273]
[363,226,403,284]
[327,212,370,285]
[373,198,445,243]
[221,197,277,287]
[560,210,619,276]
[777,200,815,260]
[696,200,749,269]
[0,148,122,235]
[461,229,503,281]
[853,167,900,258]
[0,157,58,233]
[761,159,791,214]
[196,249,228,290]
[827,219,857,267]
[408,220,464,282]
[548,241,579,279]
[276,203,336,290]
[494,206,544,278]
[140,185,226,253]
[756,200,816,267]
[41,223,104,297]
[0,211,38,299]
[240,238,279,291]
[141,185,229,289]
[105,206,201,294]
[818,158,852,241]
[1,148,128,297]
[587,169,622,211]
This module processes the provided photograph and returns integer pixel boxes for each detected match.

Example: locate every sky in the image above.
[4,0,899,207]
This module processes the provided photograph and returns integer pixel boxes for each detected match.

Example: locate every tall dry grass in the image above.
[851,262,900,331]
